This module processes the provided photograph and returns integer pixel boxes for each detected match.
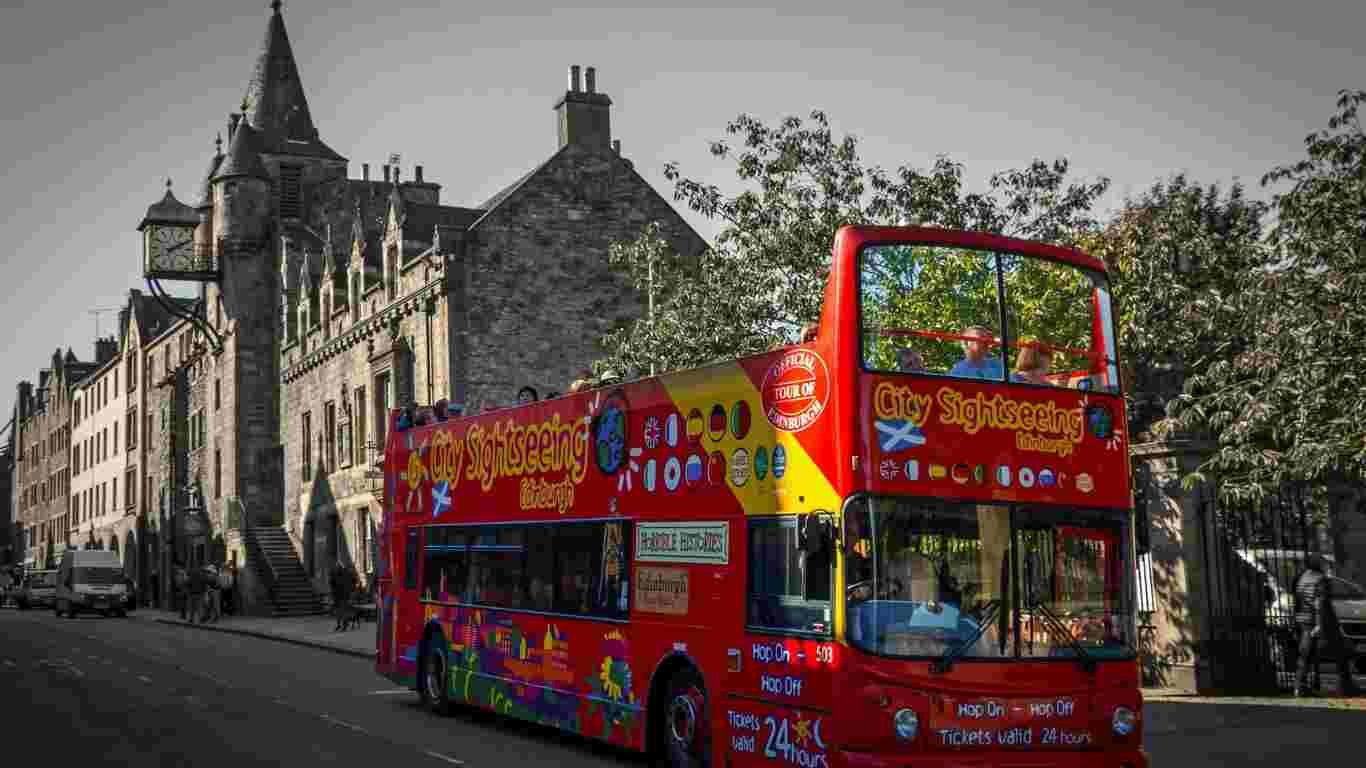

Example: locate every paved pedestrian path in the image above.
[129,609,375,658]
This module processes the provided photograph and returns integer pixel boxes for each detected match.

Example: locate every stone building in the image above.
[0,439,13,567]
[69,335,129,556]
[11,348,98,569]
[278,58,705,593]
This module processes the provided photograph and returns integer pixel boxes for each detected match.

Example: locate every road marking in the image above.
[367,689,410,695]
[423,750,465,766]
[2,659,15,668]
[321,714,369,735]
[138,675,152,683]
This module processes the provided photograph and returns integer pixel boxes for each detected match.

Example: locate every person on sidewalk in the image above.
[220,560,238,617]
[1293,554,1360,696]
[330,561,351,632]
[174,560,189,620]
[203,563,222,623]
[186,563,208,624]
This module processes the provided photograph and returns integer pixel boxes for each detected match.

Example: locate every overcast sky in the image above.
[2,0,1362,430]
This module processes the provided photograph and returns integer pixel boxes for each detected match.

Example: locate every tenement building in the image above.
[11,348,98,569]
[70,334,129,557]
[126,3,703,611]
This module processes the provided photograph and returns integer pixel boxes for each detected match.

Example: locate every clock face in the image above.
[146,224,199,275]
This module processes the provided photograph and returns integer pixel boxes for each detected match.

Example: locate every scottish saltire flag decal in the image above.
[431,480,451,517]
[875,419,926,452]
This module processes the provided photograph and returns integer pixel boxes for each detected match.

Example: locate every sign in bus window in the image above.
[747,517,832,635]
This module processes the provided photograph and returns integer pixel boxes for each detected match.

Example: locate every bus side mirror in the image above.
[798,513,835,556]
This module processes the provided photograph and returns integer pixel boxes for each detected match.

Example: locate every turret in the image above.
[212,120,272,244]
[195,134,224,254]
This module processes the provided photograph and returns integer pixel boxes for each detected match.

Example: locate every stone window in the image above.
[125,468,136,510]
[215,379,221,412]
[127,409,137,451]
[301,411,312,480]
[353,386,367,466]
[127,353,137,392]
[279,165,303,220]
[324,401,337,474]
[214,442,222,499]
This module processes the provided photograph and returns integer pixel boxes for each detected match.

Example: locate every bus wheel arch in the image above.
[418,622,451,715]
[647,654,711,768]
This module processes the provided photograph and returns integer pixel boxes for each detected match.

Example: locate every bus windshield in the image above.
[860,243,1120,393]
[844,496,1133,661]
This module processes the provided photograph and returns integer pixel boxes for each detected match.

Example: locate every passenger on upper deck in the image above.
[516,386,538,404]
[947,325,1004,380]
[1010,342,1054,386]
[895,347,925,373]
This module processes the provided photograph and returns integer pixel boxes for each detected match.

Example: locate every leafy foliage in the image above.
[1167,90,1366,503]
[598,111,1109,377]
[1083,176,1269,440]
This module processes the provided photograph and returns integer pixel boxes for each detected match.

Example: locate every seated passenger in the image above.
[1010,343,1054,385]
[895,347,925,373]
[948,325,1004,380]
[516,386,538,404]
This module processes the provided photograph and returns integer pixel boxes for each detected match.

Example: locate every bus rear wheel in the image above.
[421,638,451,715]
[661,667,710,768]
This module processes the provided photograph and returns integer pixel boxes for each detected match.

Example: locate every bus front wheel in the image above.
[421,637,451,715]
[662,667,710,768]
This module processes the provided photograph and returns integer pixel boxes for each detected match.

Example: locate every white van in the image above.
[55,550,128,618]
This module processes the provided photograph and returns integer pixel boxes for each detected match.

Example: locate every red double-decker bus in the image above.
[375,225,1146,768]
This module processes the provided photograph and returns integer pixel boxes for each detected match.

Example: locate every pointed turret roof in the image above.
[213,121,270,182]
[197,134,225,208]
[241,2,344,160]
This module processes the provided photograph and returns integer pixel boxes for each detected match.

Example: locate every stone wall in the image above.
[455,142,705,410]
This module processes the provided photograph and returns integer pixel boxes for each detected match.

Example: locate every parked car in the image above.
[54,550,128,618]
[16,570,57,609]
[1325,576,1366,675]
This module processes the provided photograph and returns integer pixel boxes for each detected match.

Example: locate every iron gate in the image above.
[1198,484,1315,692]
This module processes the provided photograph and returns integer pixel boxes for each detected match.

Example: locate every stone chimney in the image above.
[555,64,612,150]
[17,381,32,423]
[383,165,390,183]
[363,163,370,181]
[415,165,423,184]
[95,336,118,364]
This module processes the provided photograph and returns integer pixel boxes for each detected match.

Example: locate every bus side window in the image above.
[404,528,419,590]
[747,517,832,635]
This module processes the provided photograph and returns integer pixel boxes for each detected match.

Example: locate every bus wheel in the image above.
[663,668,710,768]
[421,638,452,715]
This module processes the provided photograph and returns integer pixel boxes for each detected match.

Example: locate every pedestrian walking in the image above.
[331,561,357,631]
[204,563,222,623]
[221,560,238,616]
[1293,554,1360,696]
[174,561,189,620]
[186,563,208,623]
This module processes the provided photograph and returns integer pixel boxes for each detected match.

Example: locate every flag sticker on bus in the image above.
[635,522,729,565]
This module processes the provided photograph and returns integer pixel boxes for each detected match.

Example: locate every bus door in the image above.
[724,514,837,768]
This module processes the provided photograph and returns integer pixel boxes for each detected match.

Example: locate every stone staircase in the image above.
[245,525,326,617]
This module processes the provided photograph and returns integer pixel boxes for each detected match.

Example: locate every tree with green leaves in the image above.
[1082,176,1269,441]
[599,110,1109,377]
[1168,90,1366,505]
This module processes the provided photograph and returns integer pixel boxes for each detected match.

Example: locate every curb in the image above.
[153,617,376,660]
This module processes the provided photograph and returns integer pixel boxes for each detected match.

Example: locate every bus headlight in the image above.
[1111,706,1136,736]
[894,708,919,741]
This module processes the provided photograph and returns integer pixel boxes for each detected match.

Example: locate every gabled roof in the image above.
[241,3,344,161]
[130,290,194,344]
[469,145,568,230]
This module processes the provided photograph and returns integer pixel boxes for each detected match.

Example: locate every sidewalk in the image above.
[129,608,375,659]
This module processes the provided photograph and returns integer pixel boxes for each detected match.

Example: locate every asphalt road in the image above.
[0,608,639,768]
[3,607,1361,767]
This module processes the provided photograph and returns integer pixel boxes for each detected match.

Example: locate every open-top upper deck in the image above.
[384,225,1130,528]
